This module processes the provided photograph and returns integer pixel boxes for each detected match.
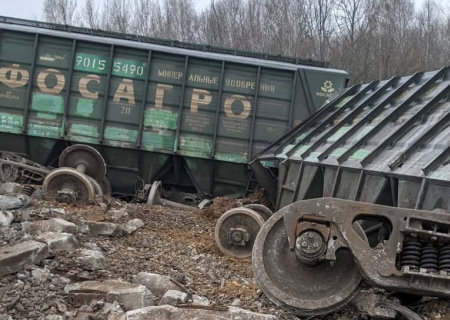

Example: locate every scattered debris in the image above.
[0,210,13,227]
[119,305,276,320]
[123,218,144,234]
[65,279,156,311]
[75,248,107,271]
[0,182,447,319]
[0,240,48,276]
[22,218,78,234]
[35,232,79,254]
[133,272,180,299]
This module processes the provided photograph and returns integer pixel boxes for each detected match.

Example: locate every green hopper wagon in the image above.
[0,16,348,199]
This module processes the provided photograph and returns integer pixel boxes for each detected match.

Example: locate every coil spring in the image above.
[400,240,421,270]
[420,243,439,272]
[21,185,35,196]
[439,244,450,272]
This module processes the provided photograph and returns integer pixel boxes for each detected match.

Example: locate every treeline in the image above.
[42,0,450,84]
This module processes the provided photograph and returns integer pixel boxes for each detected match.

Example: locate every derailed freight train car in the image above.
[251,67,450,315]
[0,16,348,198]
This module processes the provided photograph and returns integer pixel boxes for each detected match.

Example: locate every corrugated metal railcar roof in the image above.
[266,67,450,184]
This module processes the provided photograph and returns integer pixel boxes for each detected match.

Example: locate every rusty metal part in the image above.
[59,144,106,182]
[147,181,163,205]
[20,185,36,196]
[279,198,450,299]
[99,176,112,195]
[43,167,95,204]
[243,203,273,221]
[0,152,50,184]
[294,229,327,265]
[252,206,365,316]
[215,207,265,259]
[88,177,103,196]
[146,181,196,211]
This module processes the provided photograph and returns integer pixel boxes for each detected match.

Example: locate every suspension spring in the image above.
[400,240,421,270]
[21,185,36,196]
[439,244,450,272]
[420,243,439,273]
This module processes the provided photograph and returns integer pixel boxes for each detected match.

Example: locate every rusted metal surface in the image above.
[256,67,450,211]
[0,152,50,184]
[42,144,110,203]
[253,198,450,315]
[214,207,266,259]
[0,16,349,199]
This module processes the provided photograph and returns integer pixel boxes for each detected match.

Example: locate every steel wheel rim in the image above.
[215,207,265,259]
[252,209,363,316]
[59,144,106,181]
[43,167,95,204]
[243,204,273,221]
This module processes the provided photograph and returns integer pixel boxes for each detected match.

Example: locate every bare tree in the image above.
[42,0,78,25]
[83,0,101,29]
[102,0,134,33]
[41,0,450,84]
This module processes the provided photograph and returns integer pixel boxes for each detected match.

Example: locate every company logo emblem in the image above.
[321,80,334,93]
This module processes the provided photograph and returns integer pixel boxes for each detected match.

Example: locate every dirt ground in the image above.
[1,195,449,319]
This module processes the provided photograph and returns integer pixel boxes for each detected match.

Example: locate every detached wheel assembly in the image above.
[59,144,106,183]
[252,209,366,316]
[43,167,96,204]
[215,207,268,259]
[43,144,110,204]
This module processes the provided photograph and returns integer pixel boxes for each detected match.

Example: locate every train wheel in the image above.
[88,176,103,196]
[243,203,273,221]
[252,210,364,316]
[215,207,265,259]
[43,167,95,204]
[99,176,112,195]
[59,144,106,182]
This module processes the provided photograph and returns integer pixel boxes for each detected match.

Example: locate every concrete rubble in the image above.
[0,183,446,320]
[0,240,48,276]
[35,232,79,253]
[75,248,107,270]
[65,280,156,311]
[132,272,180,298]
[22,218,78,234]
[116,305,276,320]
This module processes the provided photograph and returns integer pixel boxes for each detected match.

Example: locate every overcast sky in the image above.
[0,0,448,21]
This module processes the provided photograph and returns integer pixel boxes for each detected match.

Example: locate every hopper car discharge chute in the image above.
[251,67,450,315]
[0,16,348,202]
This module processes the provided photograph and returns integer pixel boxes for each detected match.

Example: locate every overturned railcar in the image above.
[252,67,450,315]
[0,16,348,198]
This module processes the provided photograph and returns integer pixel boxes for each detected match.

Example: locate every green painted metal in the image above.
[0,17,349,197]
[258,67,450,212]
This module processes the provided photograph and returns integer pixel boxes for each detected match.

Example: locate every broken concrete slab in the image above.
[22,218,78,234]
[192,294,210,306]
[0,182,22,195]
[352,292,398,319]
[122,218,144,234]
[75,248,107,270]
[133,272,180,298]
[0,210,13,227]
[81,221,119,236]
[0,194,30,210]
[35,232,79,254]
[31,267,51,282]
[158,290,187,306]
[65,280,156,311]
[116,305,277,320]
[109,208,129,221]
[0,240,49,276]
